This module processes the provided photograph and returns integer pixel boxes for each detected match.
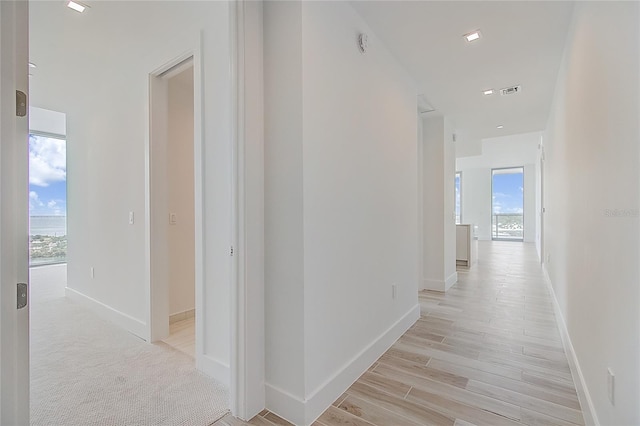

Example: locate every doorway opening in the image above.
[148,57,199,359]
[491,167,524,241]
[162,63,196,357]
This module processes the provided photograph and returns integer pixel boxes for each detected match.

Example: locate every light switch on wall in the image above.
[169,213,177,225]
[129,211,135,225]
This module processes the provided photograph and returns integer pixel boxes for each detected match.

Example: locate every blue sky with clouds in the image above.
[29,134,66,216]
[492,170,524,214]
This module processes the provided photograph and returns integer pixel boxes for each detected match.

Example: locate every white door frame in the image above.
[0,0,30,424]
[145,32,205,376]
[229,0,265,420]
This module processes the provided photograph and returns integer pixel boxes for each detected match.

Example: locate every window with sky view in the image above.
[492,167,524,240]
[29,134,67,265]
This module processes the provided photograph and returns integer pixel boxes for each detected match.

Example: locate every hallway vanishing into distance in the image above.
[217,241,583,426]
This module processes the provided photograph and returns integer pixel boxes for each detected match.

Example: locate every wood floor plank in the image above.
[442,334,524,356]
[346,381,456,426]
[427,358,581,410]
[373,363,522,421]
[406,387,522,426]
[248,416,277,426]
[520,407,586,426]
[466,380,584,424]
[483,333,565,353]
[214,414,252,426]
[394,340,524,381]
[523,345,572,363]
[338,395,424,426]
[384,346,431,364]
[376,354,469,388]
[357,371,412,399]
[317,406,377,426]
[263,412,295,426]
[453,420,478,426]
[479,352,574,381]
[407,326,447,343]
[480,346,571,373]
[399,334,481,359]
[521,371,581,396]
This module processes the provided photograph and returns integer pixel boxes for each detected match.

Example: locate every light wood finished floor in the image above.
[215,241,584,426]
[163,317,195,358]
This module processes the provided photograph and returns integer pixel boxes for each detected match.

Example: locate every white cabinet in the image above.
[456,224,477,268]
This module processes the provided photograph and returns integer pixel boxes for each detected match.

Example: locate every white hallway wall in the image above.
[456,133,539,243]
[29,1,233,383]
[264,1,419,424]
[29,106,65,136]
[421,116,457,291]
[543,2,639,425]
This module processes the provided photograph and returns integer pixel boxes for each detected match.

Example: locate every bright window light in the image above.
[67,1,86,13]
[464,31,481,42]
[483,89,494,96]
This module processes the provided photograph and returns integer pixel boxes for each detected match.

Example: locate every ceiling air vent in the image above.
[500,85,521,96]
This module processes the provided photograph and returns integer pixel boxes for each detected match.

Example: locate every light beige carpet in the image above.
[30,264,229,426]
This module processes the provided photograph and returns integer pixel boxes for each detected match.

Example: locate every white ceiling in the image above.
[29,1,207,109]
[350,1,575,143]
[30,1,574,145]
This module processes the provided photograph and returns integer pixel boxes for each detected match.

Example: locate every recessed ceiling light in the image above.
[67,1,86,13]
[497,125,504,129]
[464,30,481,42]
[483,89,494,96]
[28,62,36,69]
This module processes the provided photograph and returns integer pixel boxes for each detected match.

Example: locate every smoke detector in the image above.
[500,85,521,96]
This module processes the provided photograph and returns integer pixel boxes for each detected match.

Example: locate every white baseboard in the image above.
[197,354,230,388]
[265,384,305,426]
[542,265,599,426]
[65,287,147,340]
[266,304,421,426]
[445,271,458,291]
[423,278,444,291]
[423,272,458,292]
